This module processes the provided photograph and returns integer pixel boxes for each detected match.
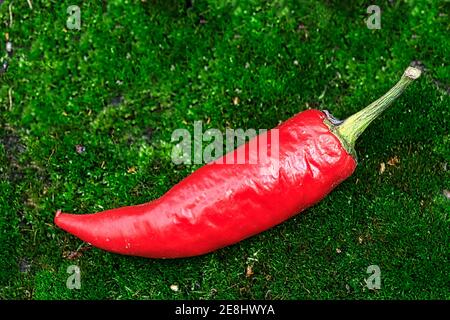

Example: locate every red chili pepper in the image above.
[55,67,421,258]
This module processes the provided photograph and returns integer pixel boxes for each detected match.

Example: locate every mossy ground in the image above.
[0,0,448,299]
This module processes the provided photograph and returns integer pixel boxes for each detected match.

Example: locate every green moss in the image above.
[0,0,448,299]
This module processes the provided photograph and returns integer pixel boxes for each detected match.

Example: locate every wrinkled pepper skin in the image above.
[55,109,356,258]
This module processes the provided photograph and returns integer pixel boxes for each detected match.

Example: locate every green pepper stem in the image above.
[336,66,421,149]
